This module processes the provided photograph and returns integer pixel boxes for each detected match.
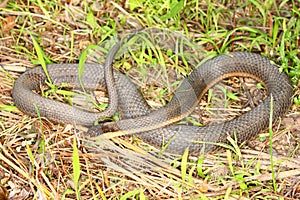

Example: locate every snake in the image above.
[12,35,293,155]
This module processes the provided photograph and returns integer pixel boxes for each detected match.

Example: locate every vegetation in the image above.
[0,0,299,199]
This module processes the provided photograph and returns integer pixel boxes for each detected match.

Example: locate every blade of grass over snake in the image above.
[30,33,52,85]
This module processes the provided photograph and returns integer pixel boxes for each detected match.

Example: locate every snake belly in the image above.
[12,52,293,154]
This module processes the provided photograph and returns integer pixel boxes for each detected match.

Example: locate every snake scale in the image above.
[12,36,293,154]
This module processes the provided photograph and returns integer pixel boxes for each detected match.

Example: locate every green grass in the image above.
[0,0,300,199]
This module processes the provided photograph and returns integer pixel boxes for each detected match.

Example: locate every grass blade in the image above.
[30,33,52,85]
[72,138,81,199]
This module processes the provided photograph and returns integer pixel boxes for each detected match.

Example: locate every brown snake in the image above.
[12,35,293,154]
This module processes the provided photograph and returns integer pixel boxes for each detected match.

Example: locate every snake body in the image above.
[12,47,293,154]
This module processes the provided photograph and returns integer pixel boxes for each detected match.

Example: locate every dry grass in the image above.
[0,0,300,199]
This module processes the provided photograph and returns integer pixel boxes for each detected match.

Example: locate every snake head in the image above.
[87,122,119,137]
[86,124,104,137]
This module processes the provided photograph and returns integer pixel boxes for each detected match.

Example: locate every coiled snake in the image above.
[12,33,293,154]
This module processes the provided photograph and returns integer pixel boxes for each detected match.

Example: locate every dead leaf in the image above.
[2,16,16,36]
